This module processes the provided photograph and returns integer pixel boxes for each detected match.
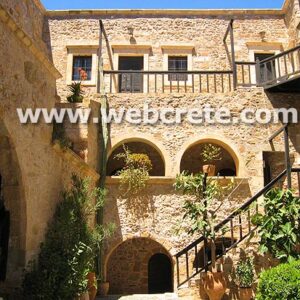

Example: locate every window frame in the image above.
[168,56,188,82]
[66,47,98,86]
[162,46,194,86]
[72,55,93,82]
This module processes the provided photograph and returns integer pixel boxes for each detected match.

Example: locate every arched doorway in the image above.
[148,253,173,294]
[107,140,165,176]
[0,121,25,284]
[106,238,173,295]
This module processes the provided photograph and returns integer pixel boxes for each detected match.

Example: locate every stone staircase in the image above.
[97,294,178,300]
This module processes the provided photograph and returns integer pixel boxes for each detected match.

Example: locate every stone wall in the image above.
[284,0,300,46]
[0,2,99,291]
[47,11,289,100]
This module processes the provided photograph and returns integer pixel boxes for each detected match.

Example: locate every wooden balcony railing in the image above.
[257,45,300,88]
[103,70,234,94]
[236,61,257,87]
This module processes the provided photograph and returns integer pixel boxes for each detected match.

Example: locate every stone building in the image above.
[1,0,300,299]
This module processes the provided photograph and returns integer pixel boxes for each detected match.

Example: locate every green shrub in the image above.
[115,147,152,194]
[22,175,114,300]
[256,260,300,300]
[252,189,300,262]
[236,258,254,288]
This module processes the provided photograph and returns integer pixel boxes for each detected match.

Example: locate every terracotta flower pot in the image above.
[203,165,216,176]
[87,272,97,300]
[202,272,227,300]
[239,287,253,300]
[76,292,89,300]
[98,282,109,297]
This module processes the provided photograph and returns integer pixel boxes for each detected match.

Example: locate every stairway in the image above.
[174,167,300,288]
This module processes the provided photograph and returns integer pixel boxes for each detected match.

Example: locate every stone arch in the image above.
[0,121,26,285]
[108,134,169,176]
[176,134,245,177]
[105,236,174,295]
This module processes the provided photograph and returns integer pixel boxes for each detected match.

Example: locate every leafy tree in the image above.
[22,175,114,300]
[252,189,300,262]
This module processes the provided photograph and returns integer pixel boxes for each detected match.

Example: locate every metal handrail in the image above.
[175,167,299,287]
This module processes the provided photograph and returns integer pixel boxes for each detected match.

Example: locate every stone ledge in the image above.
[53,141,100,181]
[46,9,284,17]
[0,4,61,80]
[107,176,248,185]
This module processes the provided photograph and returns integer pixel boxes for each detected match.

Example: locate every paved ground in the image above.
[97,294,178,300]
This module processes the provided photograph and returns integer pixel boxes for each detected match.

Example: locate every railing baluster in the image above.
[184,78,187,93]
[192,74,194,93]
[291,52,295,73]
[185,252,189,279]
[214,74,217,92]
[271,59,276,81]
[248,64,251,84]
[199,74,202,93]
[110,73,112,93]
[230,218,234,245]
[278,57,281,79]
[221,74,224,92]
[239,214,243,240]
[130,73,133,93]
[284,55,288,75]
[248,209,251,233]
[242,64,245,84]
[155,73,157,93]
[177,77,179,93]
[176,256,180,287]
[229,73,232,91]
[162,74,165,93]
[194,245,198,273]
[147,74,149,93]
[170,77,172,93]
[207,74,209,92]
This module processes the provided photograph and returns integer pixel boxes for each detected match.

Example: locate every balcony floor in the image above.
[264,75,300,93]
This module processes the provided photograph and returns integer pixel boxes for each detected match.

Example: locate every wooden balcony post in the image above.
[229,20,237,90]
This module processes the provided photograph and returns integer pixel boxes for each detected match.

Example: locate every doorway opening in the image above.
[148,253,173,294]
[119,56,144,93]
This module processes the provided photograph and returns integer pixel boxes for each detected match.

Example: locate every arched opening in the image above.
[148,253,173,294]
[0,121,25,284]
[107,141,165,176]
[180,141,237,176]
[106,238,173,295]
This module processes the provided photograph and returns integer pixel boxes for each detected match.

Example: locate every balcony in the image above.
[257,45,300,93]
[103,70,235,94]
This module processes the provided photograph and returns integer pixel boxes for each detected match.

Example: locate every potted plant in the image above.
[175,172,235,300]
[115,146,152,194]
[201,144,222,176]
[235,258,254,300]
[67,82,84,103]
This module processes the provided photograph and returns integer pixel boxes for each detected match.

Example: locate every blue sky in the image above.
[42,0,284,10]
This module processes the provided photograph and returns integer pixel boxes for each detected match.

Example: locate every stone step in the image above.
[97,293,178,300]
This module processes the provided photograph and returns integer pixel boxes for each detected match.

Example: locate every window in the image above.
[72,56,92,81]
[168,56,188,81]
